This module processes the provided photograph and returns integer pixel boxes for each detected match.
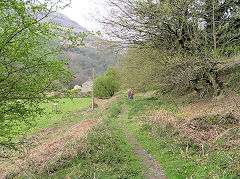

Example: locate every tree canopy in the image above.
[101,0,240,96]
[94,67,120,98]
[0,0,87,155]
[102,0,240,55]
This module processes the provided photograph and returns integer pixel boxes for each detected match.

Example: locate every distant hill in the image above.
[61,45,117,88]
[45,12,116,89]
[44,12,87,32]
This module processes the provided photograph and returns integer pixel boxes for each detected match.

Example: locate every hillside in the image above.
[44,12,87,32]
[62,45,117,87]
[45,12,116,88]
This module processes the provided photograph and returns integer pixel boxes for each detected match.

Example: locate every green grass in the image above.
[118,96,240,178]
[12,95,239,178]
[38,99,144,178]
[29,98,91,133]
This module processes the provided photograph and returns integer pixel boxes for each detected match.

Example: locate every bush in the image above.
[70,89,78,94]
[94,67,120,99]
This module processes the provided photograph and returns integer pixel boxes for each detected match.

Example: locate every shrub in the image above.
[94,67,120,99]
[70,89,78,94]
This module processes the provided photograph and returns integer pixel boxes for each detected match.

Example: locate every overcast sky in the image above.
[60,0,105,31]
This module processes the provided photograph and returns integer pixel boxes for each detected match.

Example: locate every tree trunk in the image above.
[207,71,220,96]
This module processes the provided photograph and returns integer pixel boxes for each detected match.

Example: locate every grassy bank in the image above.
[119,95,239,178]
[1,97,92,178]
[33,94,239,178]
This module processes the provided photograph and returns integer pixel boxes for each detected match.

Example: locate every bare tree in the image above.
[99,0,240,96]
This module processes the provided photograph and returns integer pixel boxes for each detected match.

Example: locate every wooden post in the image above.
[92,67,95,110]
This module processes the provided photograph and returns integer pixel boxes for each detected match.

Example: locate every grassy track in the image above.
[45,99,145,178]
[36,95,239,178]
[4,94,239,178]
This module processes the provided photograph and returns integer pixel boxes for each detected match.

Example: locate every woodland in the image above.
[99,0,240,97]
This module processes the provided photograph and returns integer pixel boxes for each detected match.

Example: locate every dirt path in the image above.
[119,106,166,179]
[1,95,166,178]
[125,129,166,179]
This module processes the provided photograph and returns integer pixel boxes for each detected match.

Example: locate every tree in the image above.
[100,0,240,96]
[119,47,162,92]
[101,0,239,55]
[0,0,87,155]
[201,0,240,56]
[94,67,120,98]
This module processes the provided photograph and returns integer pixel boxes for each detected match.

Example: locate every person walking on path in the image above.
[128,88,134,99]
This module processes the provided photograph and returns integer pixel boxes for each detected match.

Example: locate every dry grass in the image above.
[94,94,124,109]
[0,117,102,178]
[148,91,240,149]
[0,95,121,178]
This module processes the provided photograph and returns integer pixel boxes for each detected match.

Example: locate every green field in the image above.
[29,97,91,133]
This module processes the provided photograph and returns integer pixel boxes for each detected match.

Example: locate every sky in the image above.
[60,0,105,31]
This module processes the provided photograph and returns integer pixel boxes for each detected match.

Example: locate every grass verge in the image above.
[5,94,239,178]
[37,99,144,178]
